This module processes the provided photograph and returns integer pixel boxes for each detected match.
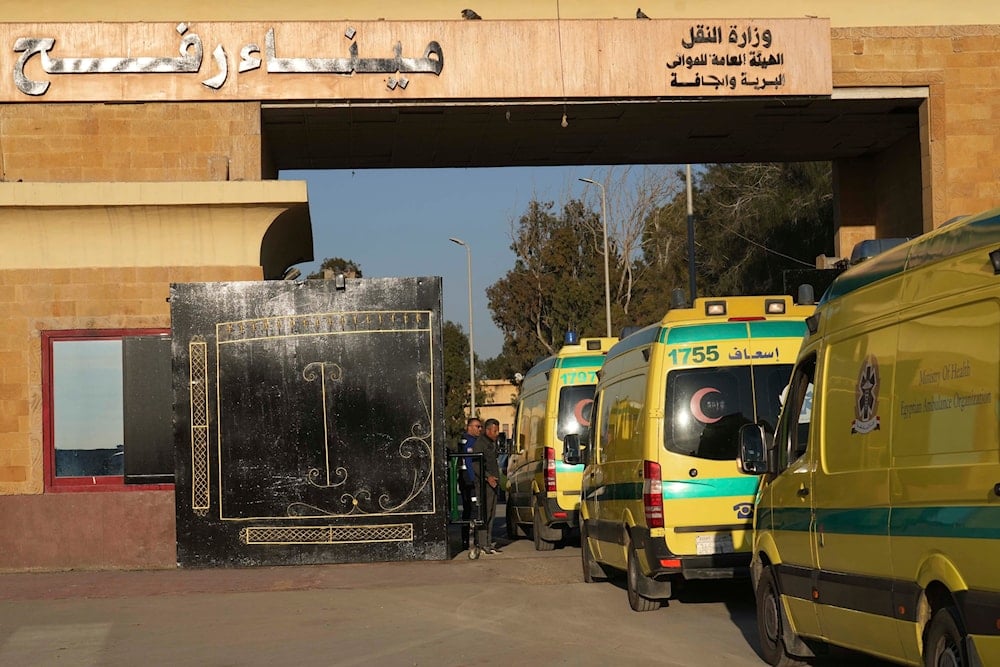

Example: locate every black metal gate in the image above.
[170,277,446,567]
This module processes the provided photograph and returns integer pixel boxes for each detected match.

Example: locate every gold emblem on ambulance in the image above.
[851,354,881,434]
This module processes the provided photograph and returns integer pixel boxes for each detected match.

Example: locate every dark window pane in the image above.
[664,364,792,462]
[556,385,596,439]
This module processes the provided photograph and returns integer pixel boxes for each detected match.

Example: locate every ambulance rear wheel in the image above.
[626,544,661,612]
[924,606,968,667]
[755,567,807,666]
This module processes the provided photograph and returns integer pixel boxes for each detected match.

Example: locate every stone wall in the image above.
[0,102,262,183]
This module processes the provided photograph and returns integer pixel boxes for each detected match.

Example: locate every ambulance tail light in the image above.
[544,447,557,492]
[643,460,663,529]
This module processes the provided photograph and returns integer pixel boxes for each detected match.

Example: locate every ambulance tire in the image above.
[755,567,807,666]
[532,503,556,551]
[924,606,969,667]
[626,544,661,612]
[580,521,604,583]
[505,503,523,540]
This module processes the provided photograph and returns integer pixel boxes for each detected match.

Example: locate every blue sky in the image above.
[282,166,614,360]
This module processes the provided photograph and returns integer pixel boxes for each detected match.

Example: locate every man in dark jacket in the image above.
[471,418,502,553]
[453,417,482,542]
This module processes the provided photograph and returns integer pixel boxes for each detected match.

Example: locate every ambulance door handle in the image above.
[797,486,810,498]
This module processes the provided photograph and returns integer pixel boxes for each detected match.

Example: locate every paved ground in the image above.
[0,515,891,666]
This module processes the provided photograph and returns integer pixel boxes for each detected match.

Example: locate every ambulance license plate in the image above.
[696,534,734,555]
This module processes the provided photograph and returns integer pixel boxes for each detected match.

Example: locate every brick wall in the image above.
[831,25,1000,228]
[0,102,263,183]
[0,265,261,496]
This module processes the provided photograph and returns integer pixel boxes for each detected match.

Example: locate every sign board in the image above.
[1,18,831,102]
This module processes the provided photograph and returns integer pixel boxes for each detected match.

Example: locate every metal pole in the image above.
[579,178,613,338]
[449,237,476,417]
[686,164,697,302]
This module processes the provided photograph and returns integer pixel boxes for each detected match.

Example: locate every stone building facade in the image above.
[0,1,997,570]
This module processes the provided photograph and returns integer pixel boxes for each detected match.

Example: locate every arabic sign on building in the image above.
[2,19,831,102]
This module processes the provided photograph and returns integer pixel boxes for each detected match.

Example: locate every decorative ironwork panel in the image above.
[189,337,210,516]
[171,278,446,567]
[239,523,414,545]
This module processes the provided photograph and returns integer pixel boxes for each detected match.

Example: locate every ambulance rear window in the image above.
[557,385,596,440]
[664,364,793,460]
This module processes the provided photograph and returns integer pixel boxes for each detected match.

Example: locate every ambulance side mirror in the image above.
[738,424,770,475]
[496,432,509,455]
[562,433,583,465]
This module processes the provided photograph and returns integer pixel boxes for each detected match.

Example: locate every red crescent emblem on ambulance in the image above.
[690,387,722,424]
[574,399,594,427]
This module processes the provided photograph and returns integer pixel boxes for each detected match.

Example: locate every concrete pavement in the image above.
[0,517,890,666]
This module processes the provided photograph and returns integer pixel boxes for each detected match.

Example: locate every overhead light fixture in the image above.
[764,299,786,315]
[705,301,727,316]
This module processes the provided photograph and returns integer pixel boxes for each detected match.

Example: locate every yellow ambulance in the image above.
[506,334,617,550]
[570,292,814,610]
[738,207,1000,666]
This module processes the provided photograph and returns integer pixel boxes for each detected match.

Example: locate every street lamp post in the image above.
[449,237,476,418]
[579,178,613,338]
[685,164,697,302]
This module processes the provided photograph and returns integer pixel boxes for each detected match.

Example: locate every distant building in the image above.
[474,379,519,437]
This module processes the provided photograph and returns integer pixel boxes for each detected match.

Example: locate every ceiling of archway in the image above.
[262,94,922,170]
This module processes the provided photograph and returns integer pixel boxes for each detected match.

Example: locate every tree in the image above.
[486,199,611,374]
[307,257,363,280]
[485,163,835,378]
[692,162,834,296]
[577,167,684,323]
[638,162,834,308]
[442,320,473,441]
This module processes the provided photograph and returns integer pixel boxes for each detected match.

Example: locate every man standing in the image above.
[471,418,502,554]
[454,417,482,542]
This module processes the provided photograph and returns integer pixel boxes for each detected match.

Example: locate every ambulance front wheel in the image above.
[580,520,604,583]
[923,606,969,667]
[505,502,524,540]
[755,567,807,666]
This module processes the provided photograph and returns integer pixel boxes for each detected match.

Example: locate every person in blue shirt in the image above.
[455,418,482,543]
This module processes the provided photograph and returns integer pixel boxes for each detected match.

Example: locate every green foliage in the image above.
[486,163,834,378]
[635,162,834,316]
[690,162,834,296]
[442,320,472,441]
[486,199,616,375]
[307,257,363,280]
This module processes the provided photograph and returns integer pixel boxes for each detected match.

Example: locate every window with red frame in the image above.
[42,329,173,492]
